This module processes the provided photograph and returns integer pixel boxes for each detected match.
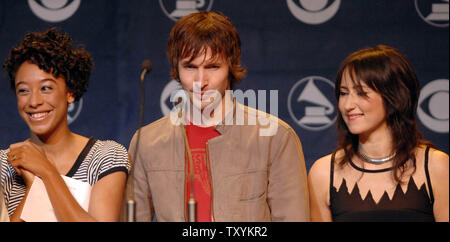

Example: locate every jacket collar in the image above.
[214,96,237,135]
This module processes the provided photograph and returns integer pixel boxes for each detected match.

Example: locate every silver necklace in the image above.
[358,151,396,164]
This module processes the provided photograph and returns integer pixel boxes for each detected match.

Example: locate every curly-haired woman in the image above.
[1,28,130,222]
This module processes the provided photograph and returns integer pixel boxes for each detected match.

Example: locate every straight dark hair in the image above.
[334,45,434,183]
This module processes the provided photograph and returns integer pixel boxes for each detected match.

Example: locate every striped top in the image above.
[0,138,130,216]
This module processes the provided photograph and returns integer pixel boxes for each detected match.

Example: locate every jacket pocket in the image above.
[146,169,185,221]
[233,170,268,202]
[220,170,271,221]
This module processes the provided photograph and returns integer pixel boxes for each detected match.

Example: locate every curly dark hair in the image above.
[3,27,93,101]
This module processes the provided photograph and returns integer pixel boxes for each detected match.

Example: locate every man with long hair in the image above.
[129,11,310,222]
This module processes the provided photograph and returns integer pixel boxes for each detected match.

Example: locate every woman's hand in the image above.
[16,168,35,188]
[7,140,55,184]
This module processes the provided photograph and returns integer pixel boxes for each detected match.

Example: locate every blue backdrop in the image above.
[0,0,448,171]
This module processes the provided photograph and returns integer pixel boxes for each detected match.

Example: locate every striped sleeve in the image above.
[96,141,130,181]
[1,149,27,216]
[0,150,9,206]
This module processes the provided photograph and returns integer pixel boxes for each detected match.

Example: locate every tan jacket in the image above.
[129,103,309,221]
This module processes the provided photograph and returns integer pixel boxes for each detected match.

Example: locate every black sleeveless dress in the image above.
[330,147,435,222]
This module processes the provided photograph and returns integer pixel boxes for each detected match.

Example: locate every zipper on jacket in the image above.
[205,141,215,222]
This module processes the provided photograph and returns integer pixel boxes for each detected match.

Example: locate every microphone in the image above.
[140,60,152,83]
[127,60,152,222]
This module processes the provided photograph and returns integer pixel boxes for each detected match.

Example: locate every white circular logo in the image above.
[415,0,449,27]
[68,97,83,125]
[287,0,341,25]
[417,79,449,133]
[159,0,214,22]
[288,76,337,131]
[28,0,81,23]
[160,80,182,116]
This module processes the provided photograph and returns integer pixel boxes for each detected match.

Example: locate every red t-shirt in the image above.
[185,124,220,222]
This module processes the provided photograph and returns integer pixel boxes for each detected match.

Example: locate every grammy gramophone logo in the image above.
[415,0,449,27]
[159,0,214,22]
[288,76,337,131]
